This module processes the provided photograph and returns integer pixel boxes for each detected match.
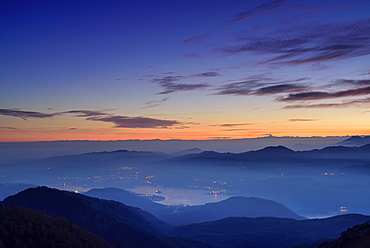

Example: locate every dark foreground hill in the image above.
[0,205,113,248]
[170,214,370,248]
[319,221,370,248]
[1,187,215,248]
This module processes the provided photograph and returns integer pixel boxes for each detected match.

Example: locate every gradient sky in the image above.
[1,0,370,142]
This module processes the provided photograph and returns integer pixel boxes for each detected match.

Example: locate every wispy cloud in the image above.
[140,98,169,109]
[216,123,254,127]
[86,115,180,128]
[289,119,318,122]
[195,72,220,77]
[0,108,182,129]
[215,77,308,96]
[284,98,370,109]
[182,35,209,45]
[334,79,370,86]
[0,126,17,129]
[227,0,288,25]
[256,84,307,95]
[151,71,220,94]
[182,0,370,67]
[0,109,60,121]
[221,128,257,132]
[222,18,370,66]
[62,110,109,117]
[280,86,370,101]
[157,83,209,95]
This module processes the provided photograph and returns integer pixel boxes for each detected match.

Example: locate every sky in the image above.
[1,0,370,142]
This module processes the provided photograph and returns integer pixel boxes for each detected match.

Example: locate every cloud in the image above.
[140,98,169,109]
[328,3,370,11]
[221,128,257,132]
[334,79,370,86]
[284,98,370,108]
[62,110,109,117]
[280,86,370,101]
[0,109,59,121]
[227,0,288,25]
[0,126,17,129]
[140,65,155,69]
[157,83,209,95]
[214,123,254,127]
[215,80,262,96]
[223,18,370,65]
[289,119,318,122]
[194,72,221,77]
[182,53,204,58]
[151,71,220,94]
[86,115,181,128]
[215,77,308,96]
[181,0,370,67]
[256,84,307,95]
[182,35,209,45]
[0,108,182,129]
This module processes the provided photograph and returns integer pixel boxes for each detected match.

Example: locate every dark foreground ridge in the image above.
[2,186,370,248]
[171,215,370,248]
[0,205,113,248]
[319,221,370,248]
[1,186,215,248]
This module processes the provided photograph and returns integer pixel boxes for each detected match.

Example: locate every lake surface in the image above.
[127,186,230,205]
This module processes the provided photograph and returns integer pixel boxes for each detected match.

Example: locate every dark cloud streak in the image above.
[86,115,180,129]
[284,98,370,109]
[151,71,219,94]
[280,86,370,101]
[0,108,182,129]
[289,119,318,122]
[0,109,59,121]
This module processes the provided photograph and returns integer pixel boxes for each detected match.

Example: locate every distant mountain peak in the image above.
[337,135,370,147]
[253,145,295,153]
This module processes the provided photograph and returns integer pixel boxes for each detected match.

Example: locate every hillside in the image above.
[319,221,370,248]
[1,187,215,248]
[0,205,113,248]
[171,214,370,248]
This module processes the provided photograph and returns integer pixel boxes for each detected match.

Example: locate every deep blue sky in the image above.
[1,0,370,141]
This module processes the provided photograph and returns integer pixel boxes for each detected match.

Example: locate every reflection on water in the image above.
[127,186,229,206]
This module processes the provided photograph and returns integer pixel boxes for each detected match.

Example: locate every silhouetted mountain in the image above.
[336,136,370,147]
[171,214,370,248]
[40,149,168,167]
[304,144,370,160]
[249,145,295,155]
[172,144,370,165]
[161,196,306,225]
[319,221,370,248]
[1,187,215,248]
[340,164,370,175]
[0,205,113,248]
[170,148,203,157]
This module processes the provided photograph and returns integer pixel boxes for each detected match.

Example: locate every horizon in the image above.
[1,0,370,142]
[0,134,364,143]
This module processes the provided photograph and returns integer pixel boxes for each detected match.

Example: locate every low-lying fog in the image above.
[1,138,369,219]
